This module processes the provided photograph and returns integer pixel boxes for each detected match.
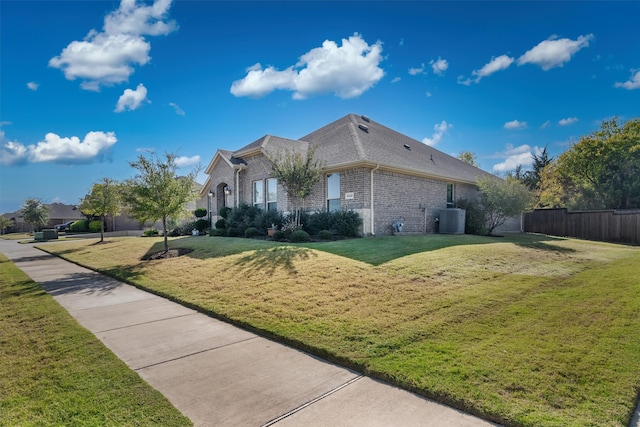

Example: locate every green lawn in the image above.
[0,254,191,427]
[38,233,640,426]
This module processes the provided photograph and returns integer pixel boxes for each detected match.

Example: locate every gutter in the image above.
[371,164,380,235]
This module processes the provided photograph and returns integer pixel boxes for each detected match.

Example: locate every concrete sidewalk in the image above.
[2,240,507,426]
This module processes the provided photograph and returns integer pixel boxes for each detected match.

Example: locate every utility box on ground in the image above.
[439,209,466,234]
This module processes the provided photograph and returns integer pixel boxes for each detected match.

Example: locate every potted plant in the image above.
[267,224,278,237]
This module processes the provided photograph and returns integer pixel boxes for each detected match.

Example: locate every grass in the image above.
[37,233,640,426]
[0,254,191,427]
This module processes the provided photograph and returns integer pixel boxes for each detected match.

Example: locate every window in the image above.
[266,178,277,211]
[253,180,263,208]
[327,173,341,212]
[446,183,454,208]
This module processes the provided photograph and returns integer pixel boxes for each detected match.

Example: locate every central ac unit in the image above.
[439,208,466,234]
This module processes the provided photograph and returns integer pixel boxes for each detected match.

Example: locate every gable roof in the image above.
[204,113,492,189]
[300,114,492,184]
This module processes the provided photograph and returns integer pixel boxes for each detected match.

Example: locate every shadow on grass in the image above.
[302,233,575,265]
[234,246,316,275]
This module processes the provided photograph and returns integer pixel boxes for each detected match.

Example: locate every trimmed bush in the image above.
[143,228,159,237]
[272,230,284,241]
[181,221,197,236]
[210,228,225,236]
[253,209,283,233]
[70,220,89,232]
[226,227,242,237]
[306,211,332,235]
[193,207,207,218]
[219,207,232,219]
[290,229,311,242]
[226,203,261,236]
[215,218,227,229]
[88,220,102,233]
[318,229,333,240]
[194,219,209,232]
[244,227,259,238]
[331,210,362,237]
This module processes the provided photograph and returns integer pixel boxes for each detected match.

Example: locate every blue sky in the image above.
[1,0,639,214]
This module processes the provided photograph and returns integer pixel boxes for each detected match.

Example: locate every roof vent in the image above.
[403,144,411,150]
[360,115,370,122]
[358,124,369,132]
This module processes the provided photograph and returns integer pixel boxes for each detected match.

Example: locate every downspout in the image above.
[370,164,380,235]
[235,168,241,208]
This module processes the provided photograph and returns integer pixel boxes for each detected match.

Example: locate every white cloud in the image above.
[230,33,384,100]
[1,131,117,166]
[559,117,578,126]
[115,83,148,112]
[27,82,39,91]
[391,77,401,83]
[175,155,200,168]
[430,57,449,75]
[541,120,551,129]
[459,54,514,85]
[615,70,640,90]
[169,102,185,115]
[492,144,539,173]
[422,120,452,147]
[425,91,432,97]
[504,119,527,130]
[49,0,176,90]
[408,63,426,75]
[517,34,593,71]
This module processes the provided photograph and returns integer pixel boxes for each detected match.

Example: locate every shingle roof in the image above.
[229,113,492,185]
[300,113,492,184]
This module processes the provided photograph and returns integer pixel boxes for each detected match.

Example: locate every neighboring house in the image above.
[2,203,84,232]
[202,113,515,236]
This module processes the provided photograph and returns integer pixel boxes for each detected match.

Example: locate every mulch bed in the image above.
[142,248,193,261]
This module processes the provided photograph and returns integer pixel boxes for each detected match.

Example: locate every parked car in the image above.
[54,221,75,232]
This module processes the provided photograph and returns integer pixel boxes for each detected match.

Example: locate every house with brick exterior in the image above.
[201,113,501,235]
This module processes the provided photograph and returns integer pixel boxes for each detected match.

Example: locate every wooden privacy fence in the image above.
[523,208,640,245]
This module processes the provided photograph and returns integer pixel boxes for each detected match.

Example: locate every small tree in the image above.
[477,176,534,235]
[457,151,479,167]
[0,216,13,234]
[79,178,122,243]
[267,146,324,228]
[122,152,198,253]
[21,198,49,233]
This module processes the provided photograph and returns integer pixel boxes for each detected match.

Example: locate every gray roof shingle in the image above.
[232,113,492,184]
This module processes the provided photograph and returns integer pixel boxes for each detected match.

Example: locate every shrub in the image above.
[181,221,197,236]
[219,207,232,219]
[456,198,487,235]
[226,227,242,237]
[215,218,227,229]
[272,230,284,241]
[194,219,209,232]
[210,228,225,236]
[244,227,259,238]
[88,220,102,233]
[143,228,159,237]
[226,203,261,235]
[70,220,89,232]
[290,229,311,242]
[253,209,283,233]
[331,210,362,237]
[193,207,207,218]
[318,229,333,240]
[306,210,332,235]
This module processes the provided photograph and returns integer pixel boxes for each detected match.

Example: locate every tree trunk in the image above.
[100,215,105,243]
[162,216,168,252]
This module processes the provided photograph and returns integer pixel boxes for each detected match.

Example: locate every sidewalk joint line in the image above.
[260,375,364,427]
[134,336,258,370]
[95,313,198,333]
